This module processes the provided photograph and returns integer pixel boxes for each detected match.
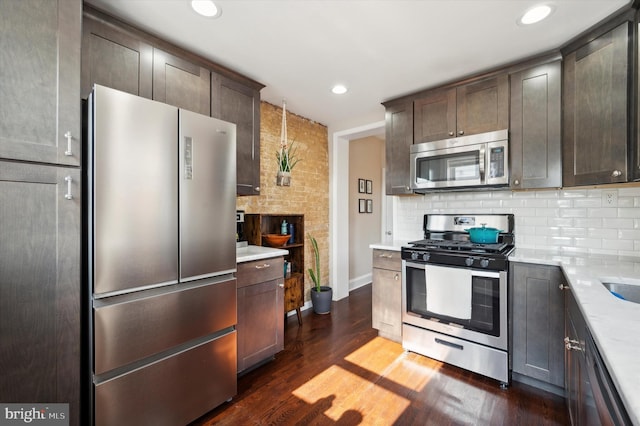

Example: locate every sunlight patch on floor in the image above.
[292,364,410,424]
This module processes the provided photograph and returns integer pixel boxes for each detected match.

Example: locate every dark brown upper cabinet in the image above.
[414,74,509,144]
[510,60,562,189]
[212,74,261,196]
[0,0,81,166]
[81,12,153,100]
[383,99,413,195]
[153,48,210,116]
[562,20,632,187]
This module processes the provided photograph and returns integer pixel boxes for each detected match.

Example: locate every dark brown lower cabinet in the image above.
[236,257,285,373]
[371,249,402,343]
[510,263,565,390]
[0,161,80,426]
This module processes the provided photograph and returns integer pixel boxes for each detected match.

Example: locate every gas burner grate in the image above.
[408,239,509,254]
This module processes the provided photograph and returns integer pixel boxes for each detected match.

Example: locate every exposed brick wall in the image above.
[237,101,329,302]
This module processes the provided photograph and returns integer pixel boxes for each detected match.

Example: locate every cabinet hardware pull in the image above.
[394,274,399,281]
[564,337,582,351]
[254,263,271,269]
[378,254,393,258]
[255,186,260,192]
[458,130,464,135]
[513,179,520,186]
[64,176,73,200]
[278,283,284,288]
[559,284,569,290]
[611,170,622,177]
[448,131,454,136]
[64,131,73,156]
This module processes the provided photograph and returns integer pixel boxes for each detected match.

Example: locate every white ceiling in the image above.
[85,0,631,132]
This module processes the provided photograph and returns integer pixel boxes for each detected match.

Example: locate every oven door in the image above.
[402,261,507,350]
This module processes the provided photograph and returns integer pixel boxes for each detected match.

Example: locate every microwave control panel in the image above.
[489,147,505,178]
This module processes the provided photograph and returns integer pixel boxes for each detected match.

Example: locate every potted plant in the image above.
[307,233,332,314]
[276,140,300,186]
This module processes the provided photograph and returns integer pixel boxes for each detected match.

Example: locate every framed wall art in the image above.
[358,198,366,213]
[366,199,373,213]
[358,179,365,193]
[366,180,372,194]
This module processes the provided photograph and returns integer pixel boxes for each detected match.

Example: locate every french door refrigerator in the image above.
[87,85,237,426]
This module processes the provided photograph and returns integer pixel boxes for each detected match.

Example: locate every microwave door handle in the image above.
[478,145,486,183]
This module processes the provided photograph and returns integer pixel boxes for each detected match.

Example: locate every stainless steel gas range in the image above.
[401,214,514,386]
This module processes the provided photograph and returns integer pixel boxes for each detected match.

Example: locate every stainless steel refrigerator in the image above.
[87,85,237,426]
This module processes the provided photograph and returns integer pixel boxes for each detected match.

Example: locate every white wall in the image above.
[394,186,640,257]
[348,136,384,290]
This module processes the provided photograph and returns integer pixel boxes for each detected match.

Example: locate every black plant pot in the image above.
[310,286,332,314]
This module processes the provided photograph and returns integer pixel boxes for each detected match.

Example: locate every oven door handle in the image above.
[435,338,464,351]
[479,145,486,183]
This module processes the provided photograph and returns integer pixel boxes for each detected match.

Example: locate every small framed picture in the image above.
[359,199,366,213]
[366,199,373,213]
[366,180,372,194]
[358,179,365,193]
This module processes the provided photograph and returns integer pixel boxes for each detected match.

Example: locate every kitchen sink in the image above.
[601,281,640,304]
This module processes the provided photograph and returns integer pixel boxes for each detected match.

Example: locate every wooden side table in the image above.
[285,272,304,325]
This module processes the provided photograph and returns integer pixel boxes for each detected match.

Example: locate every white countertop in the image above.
[369,239,410,251]
[510,248,640,425]
[236,245,288,263]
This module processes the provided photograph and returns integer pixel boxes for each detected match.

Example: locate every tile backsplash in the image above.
[395,186,640,257]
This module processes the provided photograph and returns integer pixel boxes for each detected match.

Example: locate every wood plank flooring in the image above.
[192,284,569,425]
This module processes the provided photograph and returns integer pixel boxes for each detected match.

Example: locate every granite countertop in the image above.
[510,248,640,425]
[236,245,288,263]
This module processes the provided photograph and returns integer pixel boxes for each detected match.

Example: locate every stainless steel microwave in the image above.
[410,129,509,192]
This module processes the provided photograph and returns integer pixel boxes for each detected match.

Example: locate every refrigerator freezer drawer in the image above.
[94,331,236,426]
[94,277,236,375]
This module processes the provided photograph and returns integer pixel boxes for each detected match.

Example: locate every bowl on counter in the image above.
[263,234,290,247]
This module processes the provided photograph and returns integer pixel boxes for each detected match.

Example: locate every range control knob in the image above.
[411,252,418,260]
[465,257,474,267]
[480,259,490,268]
[422,253,430,262]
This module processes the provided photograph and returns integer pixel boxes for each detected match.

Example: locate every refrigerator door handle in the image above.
[184,136,193,180]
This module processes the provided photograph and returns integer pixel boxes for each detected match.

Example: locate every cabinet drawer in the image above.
[372,249,401,271]
[237,257,284,288]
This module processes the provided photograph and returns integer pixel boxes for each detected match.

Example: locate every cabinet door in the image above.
[212,73,261,195]
[456,74,509,137]
[372,267,402,343]
[413,88,457,143]
[511,263,564,387]
[510,60,562,189]
[563,22,630,187]
[81,13,153,100]
[0,162,80,426]
[237,278,284,372]
[0,0,81,166]
[153,48,210,116]
[385,101,413,195]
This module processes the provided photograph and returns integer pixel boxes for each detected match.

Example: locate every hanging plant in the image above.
[276,100,301,186]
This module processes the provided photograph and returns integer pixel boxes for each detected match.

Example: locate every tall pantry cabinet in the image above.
[0,1,81,425]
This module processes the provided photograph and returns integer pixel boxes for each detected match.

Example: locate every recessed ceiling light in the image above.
[191,0,222,18]
[518,4,553,25]
[332,85,348,95]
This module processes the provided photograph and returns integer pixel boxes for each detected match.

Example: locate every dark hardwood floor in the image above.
[192,284,569,425]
